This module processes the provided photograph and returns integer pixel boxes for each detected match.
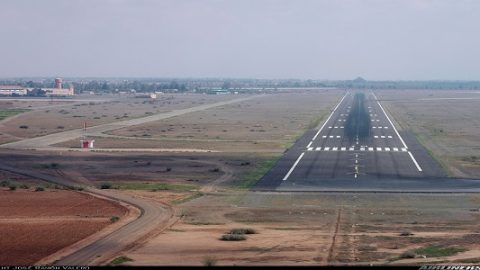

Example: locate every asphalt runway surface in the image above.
[256,91,480,192]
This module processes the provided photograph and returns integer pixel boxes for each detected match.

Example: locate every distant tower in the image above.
[55,78,63,89]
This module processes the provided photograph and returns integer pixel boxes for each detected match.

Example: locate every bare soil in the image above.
[0,189,127,265]
[119,192,480,266]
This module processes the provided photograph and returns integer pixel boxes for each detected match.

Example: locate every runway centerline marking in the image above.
[282,152,305,181]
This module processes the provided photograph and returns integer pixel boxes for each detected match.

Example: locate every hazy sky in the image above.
[1,0,479,80]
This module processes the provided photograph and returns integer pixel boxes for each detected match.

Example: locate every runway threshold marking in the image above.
[311,93,349,141]
[282,152,305,181]
[372,92,423,172]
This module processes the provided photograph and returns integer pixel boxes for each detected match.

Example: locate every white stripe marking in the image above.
[282,152,305,181]
[336,135,341,138]
[408,151,423,172]
[307,147,313,151]
[332,147,338,151]
[341,147,346,151]
[372,92,408,148]
[311,93,348,141]
[324,147,330,151]
[385,147,391,152]
[372,92,423,172]
[316,147,321,151]
[307,141,312,148]
[322,135,327,138]
[393,147,399,152]
[368,147,374,151]
[376,147,382,151]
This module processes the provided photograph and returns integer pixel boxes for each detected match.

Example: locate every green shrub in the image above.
[110,256,133,265]
[100,183,112,189]
[0,180,10,187]
[400,230,414,236]
[229,228,257,235]
[35,187,45,192]
[203,256,217,266]
[110,216,120,223]
[415,246,466,257]
[399,251,416,259]
[220,234,246,241]
[9,185,17,191]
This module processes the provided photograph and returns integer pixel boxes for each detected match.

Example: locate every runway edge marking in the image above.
[311,92,349,142]
[371,91,423,172]
[408,151,423,172]
[283,152,305,181]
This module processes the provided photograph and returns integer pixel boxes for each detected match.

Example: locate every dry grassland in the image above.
[376,89,480,178]
[0,94,236,144]
[55,90,343,152]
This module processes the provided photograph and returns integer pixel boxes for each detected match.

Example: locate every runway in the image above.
[256,91,480,192]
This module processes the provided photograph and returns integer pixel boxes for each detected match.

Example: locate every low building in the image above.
[0,85,28,96]
[43,87,75,96]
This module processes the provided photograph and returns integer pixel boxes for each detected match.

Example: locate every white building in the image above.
[43,87,75,96]
[0,86,28,96]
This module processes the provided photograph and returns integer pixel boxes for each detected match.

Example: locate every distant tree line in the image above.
[2,77,480,93]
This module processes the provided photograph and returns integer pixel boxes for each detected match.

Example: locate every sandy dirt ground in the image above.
[117,192,480,266]
[0,189,127,265]
[376,89,480,178]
